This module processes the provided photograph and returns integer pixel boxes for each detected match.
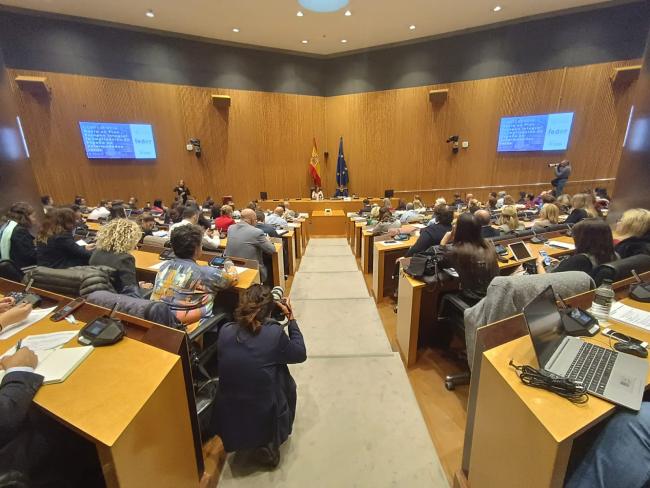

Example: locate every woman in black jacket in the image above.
[36,208,94,269]
[0,202,37,269]
[405,205,454,257]
[216,285,306,467]
[614,208,650,258]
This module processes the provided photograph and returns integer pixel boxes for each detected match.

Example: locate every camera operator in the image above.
[215,284,306,468]
[549,159,571,196]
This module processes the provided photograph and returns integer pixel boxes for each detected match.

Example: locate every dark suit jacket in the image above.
[565,208,588,225]
[36,234,91,269]
[89,250,139,296]
[481,225,500,239]
[216,320,306,451]
[256,223,280,238]
[9,226,37,270]
[615,234,650,259]
[405,223,451,257]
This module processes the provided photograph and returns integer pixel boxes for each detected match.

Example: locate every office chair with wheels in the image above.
[592,254,650,286]
[0,260,23,282]
[437,292,476,390]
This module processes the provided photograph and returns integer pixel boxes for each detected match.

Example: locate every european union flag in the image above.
[336,137,349,187]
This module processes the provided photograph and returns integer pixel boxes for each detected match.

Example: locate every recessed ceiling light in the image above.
[232,28,240,33]
[344,10,352,16]
[297,11,304,17]
[409,24,416,30]
[341,39,348,43]
[493,5,502,11]
[302,40,309,44]
[145,9,155,18]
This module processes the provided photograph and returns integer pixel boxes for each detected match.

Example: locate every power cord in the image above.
[509,360,589,404]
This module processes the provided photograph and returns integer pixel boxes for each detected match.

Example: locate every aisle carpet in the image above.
[219,238,449,487]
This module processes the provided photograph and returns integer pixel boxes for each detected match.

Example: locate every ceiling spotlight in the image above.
[409,24,416,30]
[341,39,348,43]
[493,5,502,11]
[145,9,155,18]
[344,10,352,16]
[232,28,240,33]
[297,11,304,17]
[302,40,309,44]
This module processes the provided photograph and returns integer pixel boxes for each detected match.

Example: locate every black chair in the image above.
[437,292,474,390]
[592,254,650,286]
[0,260,24,282]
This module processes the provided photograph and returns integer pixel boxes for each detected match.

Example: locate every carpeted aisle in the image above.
[219,238,449,487]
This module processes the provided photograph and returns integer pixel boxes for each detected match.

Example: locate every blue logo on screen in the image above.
[79,122,157,159]
[497,113,574,152]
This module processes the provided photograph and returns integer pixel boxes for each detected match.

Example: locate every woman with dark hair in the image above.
[36,208,94,269]
[536,218,617,276]
[152,199,165,214]
[0,202,38,269]
[441,213,499,302]
[216,284,306,467]
[372,207,401,236]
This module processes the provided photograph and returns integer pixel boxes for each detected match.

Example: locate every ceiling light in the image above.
[341,39,348,43]
[297,11,304,17]
[298,0,349,13]
[344,10,352,16]
[409,25,416,30]
[302,40,309,44]
[145,9,155,18]
[232,28,240,33]
[493,5,502,11]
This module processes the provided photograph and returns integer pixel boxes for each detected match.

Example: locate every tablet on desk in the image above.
[508,241,533,261]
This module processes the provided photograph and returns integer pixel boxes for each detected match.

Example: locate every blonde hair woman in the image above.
[615,208,650,258]
[89,218,146,296]
[533,203,560,228]
[497,205,524,233]
[556,194,572,214]
[566,193,598,224]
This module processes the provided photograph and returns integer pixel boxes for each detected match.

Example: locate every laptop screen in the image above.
[522,286,567,367]
[509,241,532,261]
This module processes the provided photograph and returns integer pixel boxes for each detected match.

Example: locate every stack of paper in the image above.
[0,307,57,340]
[609,302,650,331]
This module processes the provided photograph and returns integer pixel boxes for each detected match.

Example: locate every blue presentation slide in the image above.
[497,112,574,152]
[79,122,157,159]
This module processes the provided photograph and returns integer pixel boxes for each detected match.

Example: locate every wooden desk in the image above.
[361,230,374,273]
[469,298,650,488]
[270,241,285,289]
[282,230,296,275]
[288,223,304,259]
[0,305,198,486]
[354,222,366,258]
[131,250,260,291]
[309,210,347,237]
[261,198,397,214]
[372,236,418,302]
[86,221,101,232]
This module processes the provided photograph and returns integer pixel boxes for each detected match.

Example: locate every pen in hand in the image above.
[16,339,22,350]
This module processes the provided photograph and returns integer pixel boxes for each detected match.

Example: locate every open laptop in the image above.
[523,286,648,410]
[508,241,533,261]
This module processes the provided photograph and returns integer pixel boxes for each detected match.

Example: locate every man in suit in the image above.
[475,209,500,238]
[226,209,277,282]
[265,207,288,228]
[255,211,279,238]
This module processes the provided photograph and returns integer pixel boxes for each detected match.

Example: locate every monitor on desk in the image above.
[260,191,268,200]
[384,189,394,198]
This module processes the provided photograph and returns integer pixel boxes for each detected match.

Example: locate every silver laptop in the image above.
[523,286,648,410]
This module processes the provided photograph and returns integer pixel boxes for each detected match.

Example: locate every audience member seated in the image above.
[214,205,236,233]
[40,195,54,214]
[334,185,349,198]
[127,196,138,210]
[368,205,381,223]
[541,192,557,205]
[532,203,560,229]
[74,196,89,213]
[614,208,650,258]
[37,208,94,269]
[255,210,280,238]
[311,186,324,200]
[109,204,127,220]
[474,209,499,238]
[70,205,88,234]
[467,199,481,214]
[151,199,165,214]
[487,196,498,211]
[170,206,220,250]
[496,191,507,208]
[226,209,277,282]
[565,193,597,225]
[89,219,147,297]
[265,207,288,228]
[405,206,453,257]
[439,213,499,303]
[382,197,392,209]
[216,285,306,467]
[496,205,525,233]
[87,200,111,221]
[536,219,617,276]
[503,194,515,206]
[564,402,649,488]
[151,224,237,325]
[413,195,425,210]
[359,198,372,214]
[203,196,215,210]
[396,198,407,211]
[453,193,463,207]
[372,207,401,236]
[556,193,572,214]
[0,202,37,269]
[399,203,422,223]
[137,213,156,241]
[523,193,536,209]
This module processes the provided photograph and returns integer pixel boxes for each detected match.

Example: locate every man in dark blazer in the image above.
[475,210,500,239]
[405,206,454,257]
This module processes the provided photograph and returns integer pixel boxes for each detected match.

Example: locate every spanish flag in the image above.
[309,138,322,186]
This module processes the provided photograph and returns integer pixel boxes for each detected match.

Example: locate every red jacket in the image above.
[215,216,236,232]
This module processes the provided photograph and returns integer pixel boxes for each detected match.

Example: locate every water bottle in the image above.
[591,279,615,320]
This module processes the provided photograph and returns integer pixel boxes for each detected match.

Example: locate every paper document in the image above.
[411,223,426,229]
[609,302,650,331]
[153,230,168,237]
[15,331,79,351]
[381,241,402,247]
[276,229,288,236]
[0,307,57,340]
[547,240,575,250]
[234,266,251,275]
[76,239,88,247]
[0,346,93,385]
[148,262,165,270]
[288,223,301,228]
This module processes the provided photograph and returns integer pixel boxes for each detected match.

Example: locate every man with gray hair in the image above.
[265,207,288,227]
[475,209,500,238]
[226,209,276,282]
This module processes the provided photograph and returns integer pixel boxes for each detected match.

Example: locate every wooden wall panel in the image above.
[9,59,638,207]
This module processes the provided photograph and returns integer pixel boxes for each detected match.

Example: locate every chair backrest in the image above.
[141,235,169,249]
[23,266,116,298]
[0,260,24,282]
[592,254,650,286]
[86,290,180,328]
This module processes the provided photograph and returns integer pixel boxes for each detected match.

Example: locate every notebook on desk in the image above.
[0,346,93,384]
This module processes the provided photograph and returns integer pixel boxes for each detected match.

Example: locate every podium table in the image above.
[309,210,347,236]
